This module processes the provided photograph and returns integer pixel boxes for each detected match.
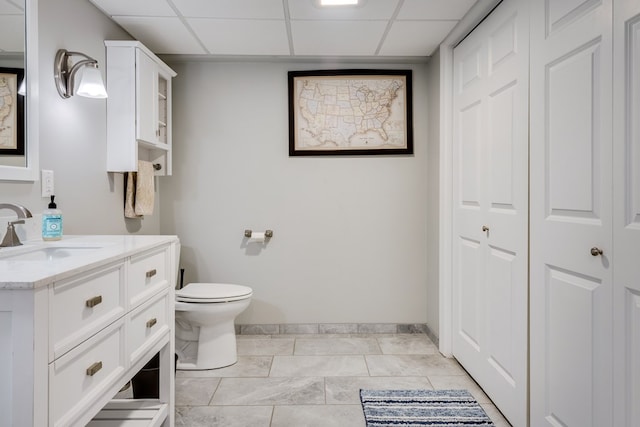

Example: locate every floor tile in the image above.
[173,333,510,426]
[176,356,272,378]
[294,337,381,355]
[365,354,465,376]
[428,375,491,404]
[237,338,295,356]
[175,405,273,427]
[325,376,433,404]
[211,377,325,405]
[175,377,220,406]
[270,355,369,377]
[376,334,439,355]
[271,405,366,427]
[481,403,513,426]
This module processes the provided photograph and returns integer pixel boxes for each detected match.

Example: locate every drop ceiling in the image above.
[87,0,478,59]
[0,0,24,53]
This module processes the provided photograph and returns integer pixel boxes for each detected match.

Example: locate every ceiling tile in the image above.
[187,18,290,55]
[172,0,284,19]
[291,20,387,56]
[288,0,399,20]
[112,17,206,54]
[88,0,176,17]
[379,20,458,56]
[0,0,23,14]
[397,0,476,20]
[0,15,24,52]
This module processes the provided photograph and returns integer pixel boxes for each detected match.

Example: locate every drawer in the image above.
[128,291,170,365]
[51,262,126,361]
[49,319,126,427]
[128,246,169,309]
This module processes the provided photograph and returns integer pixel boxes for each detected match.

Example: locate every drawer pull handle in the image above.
[146,318,157,328]
[86,295,103,308]
[146,269,157,278]
[86,361,103,376]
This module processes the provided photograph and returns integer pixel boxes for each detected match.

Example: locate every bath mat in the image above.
[359,389,494,426]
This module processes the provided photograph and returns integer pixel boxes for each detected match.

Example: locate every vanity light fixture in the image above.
[318,0,359,5]
[54,49,108,99]
[17,79,25,96]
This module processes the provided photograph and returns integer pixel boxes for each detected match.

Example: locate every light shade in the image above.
[54,49,108,99]
[320,0,359,5]
[76,65,108,98]
[17,79,25,96]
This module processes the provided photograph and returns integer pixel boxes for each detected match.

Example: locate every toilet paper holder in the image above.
[244,229,273,238]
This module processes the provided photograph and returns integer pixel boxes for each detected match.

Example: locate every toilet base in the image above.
[175,318,239,370]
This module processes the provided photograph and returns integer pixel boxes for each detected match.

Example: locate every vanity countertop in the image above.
[0,234,178,290]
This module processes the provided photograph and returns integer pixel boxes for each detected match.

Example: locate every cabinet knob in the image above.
[590,247,603,256]
[86,295,103,308]
[86,361,103,376]
[146,318,157,328]
[482,226,489,232]
[146,269,157,278]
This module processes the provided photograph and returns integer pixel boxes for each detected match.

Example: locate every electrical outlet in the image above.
[41,170,54,197]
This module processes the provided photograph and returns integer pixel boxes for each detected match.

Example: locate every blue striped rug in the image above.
[360,389,495,426]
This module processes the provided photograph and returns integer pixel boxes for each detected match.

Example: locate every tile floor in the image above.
[173,333,512,426]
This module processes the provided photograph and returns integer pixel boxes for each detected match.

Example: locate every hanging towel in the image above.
[123,161,155,218]
[124,171,141,218]
[134,160,155,216]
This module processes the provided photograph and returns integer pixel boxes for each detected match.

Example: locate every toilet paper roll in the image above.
[248,232,266,243]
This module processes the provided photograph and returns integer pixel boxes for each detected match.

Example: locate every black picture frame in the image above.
[0,67,25,156]
[288,69,413,156]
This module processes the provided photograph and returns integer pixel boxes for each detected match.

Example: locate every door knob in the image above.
[590,247,603,256]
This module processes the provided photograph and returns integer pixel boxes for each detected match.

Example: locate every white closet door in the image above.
[613,1,640,426]
[452,1,529,425]
[530,0,613,426]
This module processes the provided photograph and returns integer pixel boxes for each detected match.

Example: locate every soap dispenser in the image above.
[42,195,63,241]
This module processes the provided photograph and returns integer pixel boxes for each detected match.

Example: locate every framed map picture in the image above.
[0,67,25,156]
[288,69,413,156]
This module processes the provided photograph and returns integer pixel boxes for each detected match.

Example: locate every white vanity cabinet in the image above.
[105,41,177,176]
[0,235,178,427]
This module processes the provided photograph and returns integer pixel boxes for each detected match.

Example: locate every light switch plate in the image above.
[41,170,54,197]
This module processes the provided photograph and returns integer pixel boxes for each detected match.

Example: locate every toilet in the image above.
[174,283,252,370]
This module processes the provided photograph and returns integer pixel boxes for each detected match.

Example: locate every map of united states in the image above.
[295,76,406,150]
[0,75,17,149]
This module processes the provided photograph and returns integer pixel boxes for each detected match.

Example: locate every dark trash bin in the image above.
[131,353,178,399]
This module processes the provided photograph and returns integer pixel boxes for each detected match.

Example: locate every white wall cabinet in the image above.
[105,41,176,176]
[0,235,178,427]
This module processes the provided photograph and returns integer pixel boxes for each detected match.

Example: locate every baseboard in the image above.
[235,323,429,335]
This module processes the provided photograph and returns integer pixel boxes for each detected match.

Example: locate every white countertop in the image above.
[0,235,179,290]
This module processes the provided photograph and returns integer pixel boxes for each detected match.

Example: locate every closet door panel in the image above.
[452,1,529,425]
[457,237,483,348]
[547,41,602,217]
[614,2,640,426]
[486,246,517,383]
[530,0,613,426]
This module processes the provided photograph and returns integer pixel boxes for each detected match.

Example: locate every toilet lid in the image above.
[176,283,253,303]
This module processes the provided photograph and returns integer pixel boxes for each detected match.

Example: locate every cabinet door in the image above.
[136,49,158,145]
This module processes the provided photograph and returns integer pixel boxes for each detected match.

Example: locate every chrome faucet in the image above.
[0,203,33,247]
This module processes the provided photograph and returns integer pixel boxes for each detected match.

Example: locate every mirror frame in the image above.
[0,0,38,181]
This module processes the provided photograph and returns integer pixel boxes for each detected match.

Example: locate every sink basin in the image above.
[0,246,103,261]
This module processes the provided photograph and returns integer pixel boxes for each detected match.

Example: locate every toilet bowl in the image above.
[175,283,252,370]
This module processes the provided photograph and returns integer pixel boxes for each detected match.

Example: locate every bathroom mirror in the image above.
[0,0,38,181]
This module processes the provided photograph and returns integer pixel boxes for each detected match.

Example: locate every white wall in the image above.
[161,60,431,324]
[0,0,160,236]
[425,49,441,337]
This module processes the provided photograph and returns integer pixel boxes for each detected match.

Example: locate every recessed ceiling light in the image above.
[319,0,359,6]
